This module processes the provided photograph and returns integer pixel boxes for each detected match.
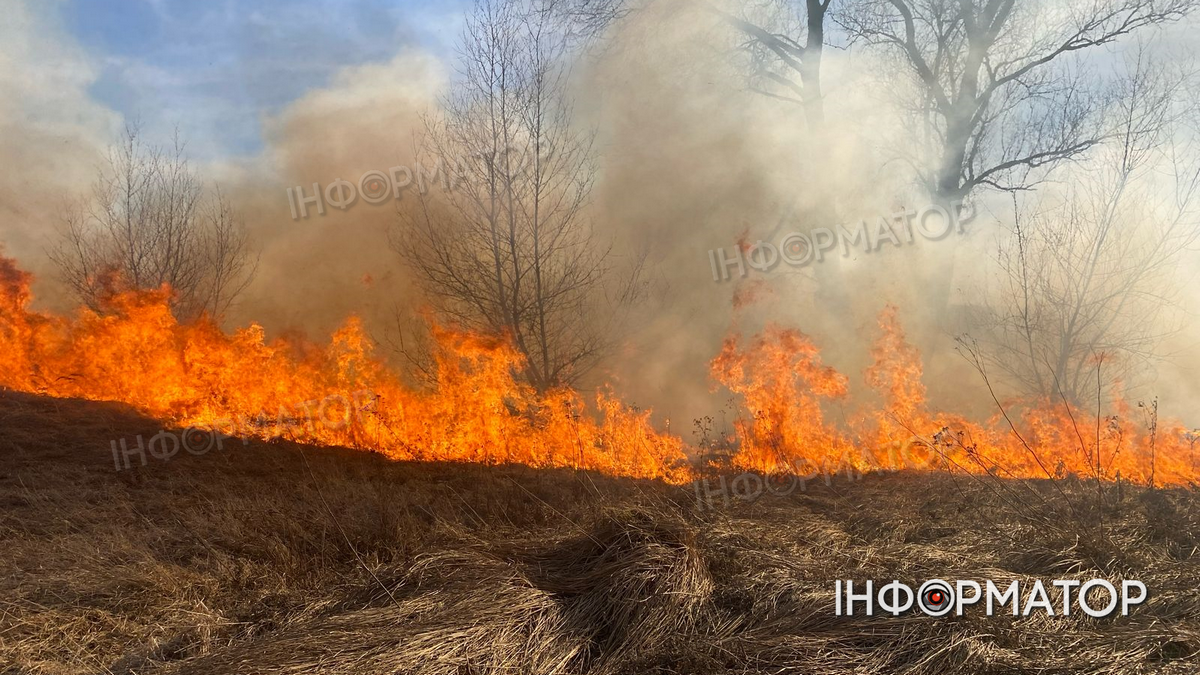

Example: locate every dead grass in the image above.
[0,390,1197,674]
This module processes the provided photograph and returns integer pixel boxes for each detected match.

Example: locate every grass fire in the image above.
[2,0,1199,673]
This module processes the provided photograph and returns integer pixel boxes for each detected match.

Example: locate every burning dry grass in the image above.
[0,254,692,484]
[2,390,1198,674]
[4,253,1199,491]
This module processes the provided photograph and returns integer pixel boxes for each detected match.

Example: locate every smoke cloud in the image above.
[1,0,1198,429]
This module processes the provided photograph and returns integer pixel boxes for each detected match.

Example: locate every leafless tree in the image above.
[549,0,632,39]
[395,0,645,391]
[708,0,834,135]
[972,52,1200,404]
[841,0,1197,202]
[50,125,257,321]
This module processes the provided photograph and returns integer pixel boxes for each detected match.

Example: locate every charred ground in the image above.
[1,390,1198,674]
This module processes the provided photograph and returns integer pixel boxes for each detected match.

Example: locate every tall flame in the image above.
[711,304,1199,486]
[0,254,690,482]
[2,253,1196,487]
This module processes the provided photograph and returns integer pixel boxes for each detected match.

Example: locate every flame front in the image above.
[1,253,1196,487]
[712,304,1199,486]
[0,255,690,482]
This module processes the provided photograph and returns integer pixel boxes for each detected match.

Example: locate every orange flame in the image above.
[712,302,1198,486]
[710,324,851,474]
[1,253,1196,487]
[0,254,690,483]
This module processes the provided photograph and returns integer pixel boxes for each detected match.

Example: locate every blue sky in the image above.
[61,0,467,158]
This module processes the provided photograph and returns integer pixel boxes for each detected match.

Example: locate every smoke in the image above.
[0,36,442,370]
[211,50,447,339]
[567,0,1200,426]
[0,0,119,309]
[1,0,1198,429]
[571,0,989,425]
[0,0,448,342]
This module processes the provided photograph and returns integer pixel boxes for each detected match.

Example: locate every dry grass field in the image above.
[2,390,1198,674]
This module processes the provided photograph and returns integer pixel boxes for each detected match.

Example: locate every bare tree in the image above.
[708,0,834,135]
[549,0,632,39]
[50,125,257,321]
[972,52,1200,403]
[395,0,644,391]
[841,0,1197,202]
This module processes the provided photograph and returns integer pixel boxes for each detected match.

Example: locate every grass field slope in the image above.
[1,391,1198,674]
